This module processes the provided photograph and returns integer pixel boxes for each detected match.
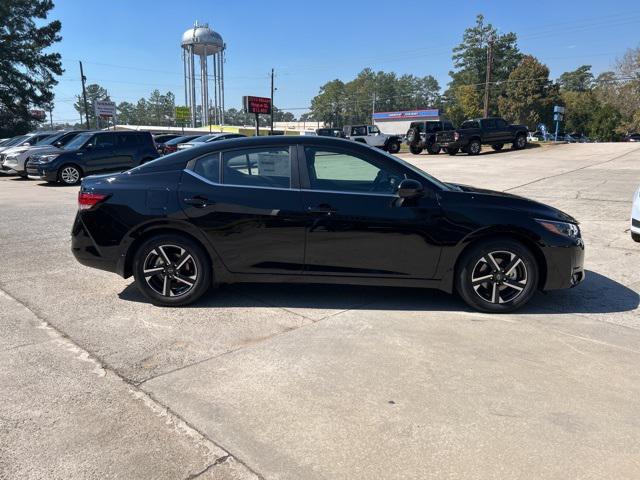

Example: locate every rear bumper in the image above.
[541,239,585,290]
[71,214,120,274]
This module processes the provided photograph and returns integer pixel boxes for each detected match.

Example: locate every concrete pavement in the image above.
[1,143,639,479]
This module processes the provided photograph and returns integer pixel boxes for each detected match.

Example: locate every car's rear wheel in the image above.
[133,234,212,307]
[456,239,538,313]
[59,164,82,185]
[446,147,459,155]
[386,140,401,154]
[466,139,481,155]
[491,143,504,151]
[426,142,441,155]
[409,144,423,155]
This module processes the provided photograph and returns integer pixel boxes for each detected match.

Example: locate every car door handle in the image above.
[307,204,336,215]
[184,196,211,207]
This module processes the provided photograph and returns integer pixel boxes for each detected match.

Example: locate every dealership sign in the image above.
[29,109,46,121]
[175,106,191,121]
[243,96,272,115]
[94,100,117,118]
[372,109,440,120]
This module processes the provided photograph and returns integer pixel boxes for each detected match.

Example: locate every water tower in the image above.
[181,22,226,127]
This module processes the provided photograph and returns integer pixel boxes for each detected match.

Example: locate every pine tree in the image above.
[73,84,110,128]
[0,0,63,136]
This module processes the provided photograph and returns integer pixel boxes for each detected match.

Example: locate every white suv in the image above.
[632,185,640,242]
[343,125,401,154]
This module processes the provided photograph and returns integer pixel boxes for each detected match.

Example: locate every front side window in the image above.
[351,126,367,136]
[304,147,404,194]
[65,133,94,150]
[223,147,290,188]
[368,126,380,135]
[461,121,479,129]
[193,152,220,183]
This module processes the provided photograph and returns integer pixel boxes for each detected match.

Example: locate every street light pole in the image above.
[483,35,494,118]
[270,68,274,135]
[79,61,90,129]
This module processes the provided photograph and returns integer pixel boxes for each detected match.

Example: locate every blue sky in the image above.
[49,0,640,123]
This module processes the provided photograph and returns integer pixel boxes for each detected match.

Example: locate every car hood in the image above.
[446,182,578,224]
[1,145,30,156]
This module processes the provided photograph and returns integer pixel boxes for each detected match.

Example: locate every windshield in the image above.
[381,150,453,191]
[36,132,65,146]
[4,135,29,147]
[64,132,93,150]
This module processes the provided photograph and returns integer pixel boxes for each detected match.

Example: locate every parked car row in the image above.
[0,130,249,185]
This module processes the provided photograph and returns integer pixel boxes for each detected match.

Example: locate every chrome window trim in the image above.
[184,169,396,197]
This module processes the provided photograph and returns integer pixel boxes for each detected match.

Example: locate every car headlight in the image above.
[536,219,580,238]
[36,154,59,163]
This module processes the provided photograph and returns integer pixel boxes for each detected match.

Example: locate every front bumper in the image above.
[26,164,57,181]
[541,238,585,290]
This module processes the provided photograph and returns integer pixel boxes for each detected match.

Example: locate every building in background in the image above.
[372,109,441,135]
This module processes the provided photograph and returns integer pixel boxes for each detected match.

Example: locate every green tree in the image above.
[310,79,346,126]
[589,104,622,141]
[0,0,62,137]
[498,55,557,129]
[116,101,136,124]
[444,84,482,125]
[561,90,599,135]
[447,14,522,117]
[74,83,110,128]
[558,65,594,92]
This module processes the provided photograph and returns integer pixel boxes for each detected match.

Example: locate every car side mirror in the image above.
[84,143,93,150]
[23,142,31,147]
[397,179,424,199]
[54,141,63,147]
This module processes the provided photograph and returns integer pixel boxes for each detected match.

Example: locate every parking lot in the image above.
[1,143,640,479]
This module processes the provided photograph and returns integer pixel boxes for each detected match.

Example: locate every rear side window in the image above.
[495,119,507,128]
[461,121,479,129]
[95,134,117,147]
[482,119,497,129]
[193,153,220,183]
[118,134,138,147]
[222,147,291,188]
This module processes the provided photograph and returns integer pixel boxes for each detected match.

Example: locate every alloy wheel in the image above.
[142,244,198,297]
[470,250,528,304]
[517,135,526,148]
[60,166,80,184]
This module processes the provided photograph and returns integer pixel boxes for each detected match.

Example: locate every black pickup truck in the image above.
[436,117,528,155]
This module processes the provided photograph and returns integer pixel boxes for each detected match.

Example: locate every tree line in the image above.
[306,15,640,141]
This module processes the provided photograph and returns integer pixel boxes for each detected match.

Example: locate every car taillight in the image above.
[454,132,460,141]
[78,192,108,210]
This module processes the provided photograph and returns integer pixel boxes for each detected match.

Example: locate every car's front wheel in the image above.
[386,140,401,154]
[133,234,212,306]
[59,164,82,185]
[513,134,527,150]
[466,139,481,155]
[456,239,538,313]
[446,147,459,155]
[426,142,441,155]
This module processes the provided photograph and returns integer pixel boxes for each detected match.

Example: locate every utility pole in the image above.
[79,61,90,129]
[483,35,494,118]
[48,106,53,129]
[371,92,376,123]
[270,68,274,135]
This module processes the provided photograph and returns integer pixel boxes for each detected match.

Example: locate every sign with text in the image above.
[29,109,46,121]
[243,96,272,115]
[175,106,191,121]
[94,100,116,118]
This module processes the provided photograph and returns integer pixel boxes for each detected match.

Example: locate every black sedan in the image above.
[72,136,584,313]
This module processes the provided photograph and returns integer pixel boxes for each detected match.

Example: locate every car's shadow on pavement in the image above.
[118,269,638,316]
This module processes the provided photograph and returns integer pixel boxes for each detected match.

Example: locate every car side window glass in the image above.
[95,135,116,148]
[222,147,290,188]
[304,147,404,194]
[495,119,507,128]
[193,153,220,183]
[483,119,496,129]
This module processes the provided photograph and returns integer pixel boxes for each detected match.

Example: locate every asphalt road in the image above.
[1,143,639,479]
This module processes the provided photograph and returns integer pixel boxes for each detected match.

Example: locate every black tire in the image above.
[386,140,401,154]
[133,234,212,307]
[426,142,441,155]
[513,134,527,150]
[632,232,640,243]
[446,147,459,156]
[406,128,418,144]
[466,139,481,155]
[491,144,504,151]
[58,164,82,185]
[409,144,423,155]
[456,239,539,313]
